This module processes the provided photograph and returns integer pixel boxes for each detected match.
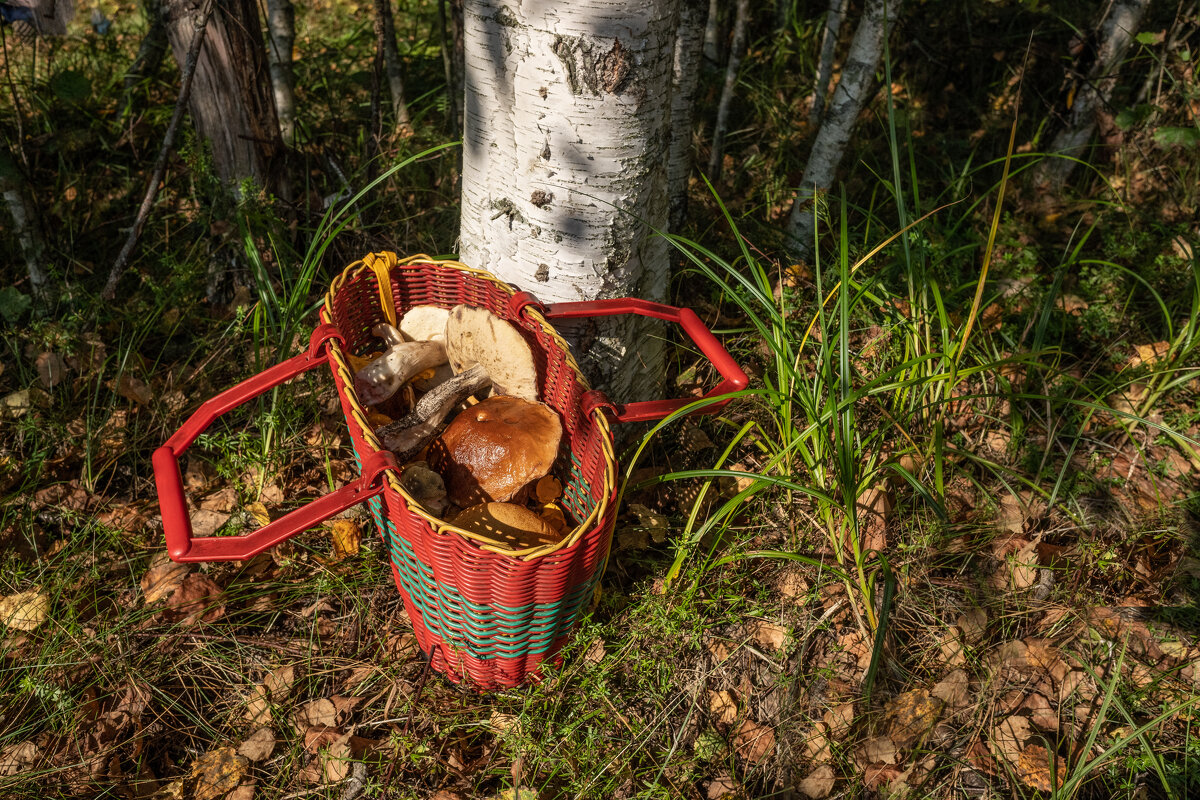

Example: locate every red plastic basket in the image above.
[154,253,748,690]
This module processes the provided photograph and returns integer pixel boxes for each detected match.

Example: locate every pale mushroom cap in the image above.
[444,305,539,402]
[434,395,562,508]
[453,502,561,551]
[399,305,450,342]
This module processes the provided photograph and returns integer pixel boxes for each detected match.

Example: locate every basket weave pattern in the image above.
[320,253,617,689]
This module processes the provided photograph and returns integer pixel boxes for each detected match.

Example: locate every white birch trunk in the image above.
[266,0,297,142]
[808,0,845,127]
[1034,0,1152,190]
[785,0,901,263]
[458,0,679,402]
[706,0,748,182]
[0,159,52,304]
[668,0,706,231]
[702,0,719,63]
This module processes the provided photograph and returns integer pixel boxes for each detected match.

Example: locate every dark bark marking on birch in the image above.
[552,34,634,96]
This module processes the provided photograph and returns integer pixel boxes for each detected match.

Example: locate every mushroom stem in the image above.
[375,364,491,462]
[354,339,448,406]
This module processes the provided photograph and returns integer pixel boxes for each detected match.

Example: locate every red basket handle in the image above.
[154,325,396,562]
[516,295,749,424]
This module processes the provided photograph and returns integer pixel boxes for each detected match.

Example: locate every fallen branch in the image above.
[101,0,215,301]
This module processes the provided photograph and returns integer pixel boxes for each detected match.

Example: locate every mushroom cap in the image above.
[452,502,561,551]
[399,306,449,342]
[433,395,562,508]
[444,305,538,402]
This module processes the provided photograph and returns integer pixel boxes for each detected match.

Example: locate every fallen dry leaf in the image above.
[856,483,892,552]
[141,553,190,604]
[709,690,739,726]
[164,574,224,625]
[0,590,50,632]
[226,784,256,800]
[862,735,898,765]
[191,509,231,538]
[1017,743,1066,791]
[110,374,153,405]
[295,698,338,730]
[0,741,40,776]
[36,351,68,388]
[884,689,945,748]
[992,639,1030,677]
[778,569,809,598]
[932,669,970,708]
[1023,693,1059,732]
[328,519,361,560]
[733,719,775,765]
[706,775,742,799]
[966,737,997,775]
[989,715,1032,765]
[264,664,296,699]
[245,502,271,528]
[748,618,788,651]
[937,626,967,666]
[191,747,248,800]
[237,728,275,762]
[1128,341,1171,370]
[488,712,522,736]
[802,724,834,763]
[244,686,271,725]
[822,702,856,739]
[797,764,835,799]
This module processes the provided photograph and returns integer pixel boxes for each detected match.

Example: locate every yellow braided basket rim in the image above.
[322,252,617,561]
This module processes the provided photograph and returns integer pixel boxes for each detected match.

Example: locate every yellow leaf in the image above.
[328,519,361,560]
[191,747,248,800]
[0,590,49,632]
[245,502,271,528]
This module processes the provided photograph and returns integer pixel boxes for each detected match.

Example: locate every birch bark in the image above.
[668,0,706,231]
[785,0,901,263]
[0,153,51,305]
[1033,0,1152,190]
[706,0,748,182]
[458,0,679,401]
[265,0,296,142]
[808,0,845,127]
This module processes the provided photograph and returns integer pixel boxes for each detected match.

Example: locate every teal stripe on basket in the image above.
[382,521,597,658]
[351,441,599,660]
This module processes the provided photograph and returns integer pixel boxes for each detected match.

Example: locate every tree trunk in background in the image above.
[706,0,748,182]
[785,0,901,264]
[808,0,844,127]
[0,150,52,305]
[374,0,411,133]
[437,0,459,131]
[265,0,296,142]
[702,0,719,63]
[458,0,679,402]
[121,0,169,119]
[163,0,285,198]
[1033,0,1152,190]
[668,0,706,231]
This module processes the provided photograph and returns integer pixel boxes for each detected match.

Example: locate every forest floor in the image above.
[2,1,1200,799]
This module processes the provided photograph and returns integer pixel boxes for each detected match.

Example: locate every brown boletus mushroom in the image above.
[445,305,539,402]
[398,461,448,516]
[434,394,563,508]
[453,502,561,551]
[374,305,543,465]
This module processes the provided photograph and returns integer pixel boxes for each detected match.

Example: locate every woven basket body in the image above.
[321,254,617,690]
